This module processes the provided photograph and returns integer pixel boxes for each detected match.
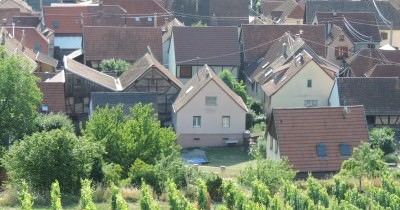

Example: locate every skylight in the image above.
[185,86,194,94]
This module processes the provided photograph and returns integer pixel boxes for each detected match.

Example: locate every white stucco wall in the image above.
[174,80,247,147]
[270,60,335,109]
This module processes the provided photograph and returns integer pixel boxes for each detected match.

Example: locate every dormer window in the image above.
[135,17,140,22]
[147,16,153,22]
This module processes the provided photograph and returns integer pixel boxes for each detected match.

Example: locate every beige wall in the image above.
[269,60,334,110]
[177,133,244,148]
[284,18,303,25]
[380,29,400,49]
[327,32,354,65]
[175,80,247,147]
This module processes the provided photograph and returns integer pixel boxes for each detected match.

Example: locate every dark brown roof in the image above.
[336,77,400,116]
[173,65,248,112]
[315,12,381,43]
[4,26,49,54]
[172,26,240,66]
[270,0,298,21]
[83,26,162,62]
[119,52,183,89]
[346,49,400,77]
[209,0,249,26]
[241,24,326,63]
[262,0,285,16]
[365,64,400,77]
[271,105,368,172]
[43,5,126,34]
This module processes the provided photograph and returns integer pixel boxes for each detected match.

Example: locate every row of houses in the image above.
[2,0,400,175]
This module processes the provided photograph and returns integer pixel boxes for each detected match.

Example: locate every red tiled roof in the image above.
[172,26,240,66]
[83,26,162,62]
[4,26,49,54]
[43,4,126,34]
[287,4,304,19]
[241,24,326,63]
[271,105,368,172]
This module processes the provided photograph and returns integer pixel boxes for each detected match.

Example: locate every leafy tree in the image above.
[340,142,387,191]
[35,113,74,133]
[0,46,42,147]
[269,194,285,210]
[19,181,33,210]
[102,163,123,185]
[332,178,348,202]
[344,188,367,209]
[238,157,296,194]
[369,127,396,155]
[282,181,314,210]
[50,180,62,210]
[140,181,160,210]
[83,104,179,172]
[99,58,130,76]
[80,179,96,210]
[2,129,101,195]
[219,69,249,104]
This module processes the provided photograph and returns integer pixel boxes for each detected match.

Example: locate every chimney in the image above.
[342,106,349,119]
[282,43,287,57]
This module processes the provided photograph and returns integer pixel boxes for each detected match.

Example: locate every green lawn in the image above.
[196,146,255,179]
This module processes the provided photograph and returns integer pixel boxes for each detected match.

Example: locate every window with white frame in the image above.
[193,116,201,128]
[205,96,217,106]
[147,16,153,22]
[304,100,318,107]
[222,116,230,128]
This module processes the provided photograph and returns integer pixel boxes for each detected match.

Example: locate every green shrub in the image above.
[238,157,296,194]
[80,179,96,210]
[306,175,329,207]
[128,159,157,188]
[204,173,223,201]
[35,113,74,133]
[18,181,33,210]
[383,153,399,164]
[99,58,130,76]
[249,100,263,115]
[332,178,348,201]
[102,163,123,185]
[140,182,160,210]
[369,127,396,155]
[111,184,128,210]
[50,180,62,210]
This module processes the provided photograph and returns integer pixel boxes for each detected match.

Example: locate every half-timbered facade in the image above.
[63,52,182,124]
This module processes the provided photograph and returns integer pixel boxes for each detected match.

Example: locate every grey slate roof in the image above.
[305,1,400,29]
[172,26,240,66]
[336,77,400,115]
[90,92,158,114]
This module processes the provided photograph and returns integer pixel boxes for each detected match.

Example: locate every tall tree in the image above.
[340,142,387,191]
[83,104,179,172]
[0,46,41,148]
[219,69,248,104]
[369,127,396,155]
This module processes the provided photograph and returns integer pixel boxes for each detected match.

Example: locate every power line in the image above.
[176,34,287,64]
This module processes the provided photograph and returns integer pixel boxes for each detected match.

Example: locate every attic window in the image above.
[262,62,270,69]
[135,17,140,22]
[316,144,327,157]
[339,143,351,157]
[147,16,153,22]
[53,20,59,29]
[205,96,217,106]
[339,35,344,41]
[40,104,49,114]
[381,32,388,40]
[185,86,193,94]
